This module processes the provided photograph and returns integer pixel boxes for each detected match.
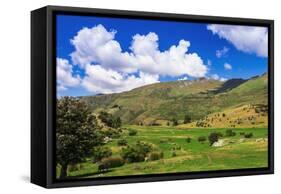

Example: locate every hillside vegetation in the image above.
[80,73,268,127]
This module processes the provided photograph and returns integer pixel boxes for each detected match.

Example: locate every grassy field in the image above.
[61,125,268,179]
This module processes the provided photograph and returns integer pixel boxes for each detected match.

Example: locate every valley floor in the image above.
[59,126,268,179]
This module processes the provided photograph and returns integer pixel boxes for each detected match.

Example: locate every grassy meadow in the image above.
[57,125,268,179]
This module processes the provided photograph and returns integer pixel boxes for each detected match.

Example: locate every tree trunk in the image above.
[60,164,68,179]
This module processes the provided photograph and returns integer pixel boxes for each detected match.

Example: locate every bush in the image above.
[98,156,124,171]
[160,139,169,143]
[172,144,181,150]
[128,129,137,136]
[68,164,81,172]
[244,133,253,138]
[208,132,220,146]
[117,139,128,146]
[171,118,178,126]
[171,151,177,157]
[98,111,122,128]
[184,114,191,124]
[147,151,164,161]
[198,136,207,143]
[186,137,192,143]
[104,128,121,139]
[121,141,152,163]
[225,129,236,137]
[92,146,112,163]
[240,132,245,136]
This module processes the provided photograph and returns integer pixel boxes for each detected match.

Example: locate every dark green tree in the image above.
[183,114,192,124]
[98,111,122,128]
[56,97,103,179]
[171,118,178,126]
[208,132,220,146]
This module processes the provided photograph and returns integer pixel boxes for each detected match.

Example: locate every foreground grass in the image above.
[61,126,268,179]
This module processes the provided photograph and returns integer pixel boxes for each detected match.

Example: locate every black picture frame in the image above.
[31,5,274,188]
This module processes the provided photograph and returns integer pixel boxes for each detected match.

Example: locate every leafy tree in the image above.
[121,141,152,163]
[128,129,137,136]
[244,132,253,138]
[56,97,103,179]
[171,118,178,126]
[92,146,112,163]
[98,111,122,128]
[208,132,220,146]
[186,137,192,143]
[184,114,191,124]
[117,139,128,146]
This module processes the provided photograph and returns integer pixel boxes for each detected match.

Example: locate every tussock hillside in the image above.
[80,73,268,127]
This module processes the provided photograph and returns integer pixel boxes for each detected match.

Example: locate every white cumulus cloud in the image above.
[216,46,229,58]
[224,63,232,70]
[82,64,159,94]
[70,25,208,78]
[207,24,268,57]
[61,24,209,94]
[57,58,80,91]
[210,74,227,82]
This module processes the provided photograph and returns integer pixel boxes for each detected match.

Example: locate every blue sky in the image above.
[56,14,268,97]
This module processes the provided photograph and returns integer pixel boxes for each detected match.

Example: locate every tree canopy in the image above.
[56,97,103,179]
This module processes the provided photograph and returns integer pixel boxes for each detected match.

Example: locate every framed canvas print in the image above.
[31,5,274,188]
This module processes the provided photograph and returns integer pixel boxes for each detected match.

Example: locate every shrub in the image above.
[240,132,245,136]
[128,129,137,136]
[171,118,178,126]
[222,113,226,117]
[98,156,124,171]
[104,128,121,139]
[208,132,220,146]
[225,129,236,137]
[171,151,177,157]
[172,144,181,150]
[198,136,207,143]
[160,139,169,143]
[92,146,112,163]
[68,164,80,172]
[98,111,122,128]
[121,141,152,163]
[186,137,192,143]
[117,139,128,146]
[184,114,191,124]
[147,151,164,161]
[244,133,253,138]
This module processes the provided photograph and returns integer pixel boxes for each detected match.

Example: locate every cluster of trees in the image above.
[121,141,153,163]
[98,111,122,128]
[166,113,191,126]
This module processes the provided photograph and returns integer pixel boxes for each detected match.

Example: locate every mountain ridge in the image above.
[80,73,268,126]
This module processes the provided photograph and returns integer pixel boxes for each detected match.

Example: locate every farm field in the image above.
[58,125,268,179]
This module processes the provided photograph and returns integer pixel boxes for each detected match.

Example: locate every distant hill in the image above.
[80,73,268,126]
